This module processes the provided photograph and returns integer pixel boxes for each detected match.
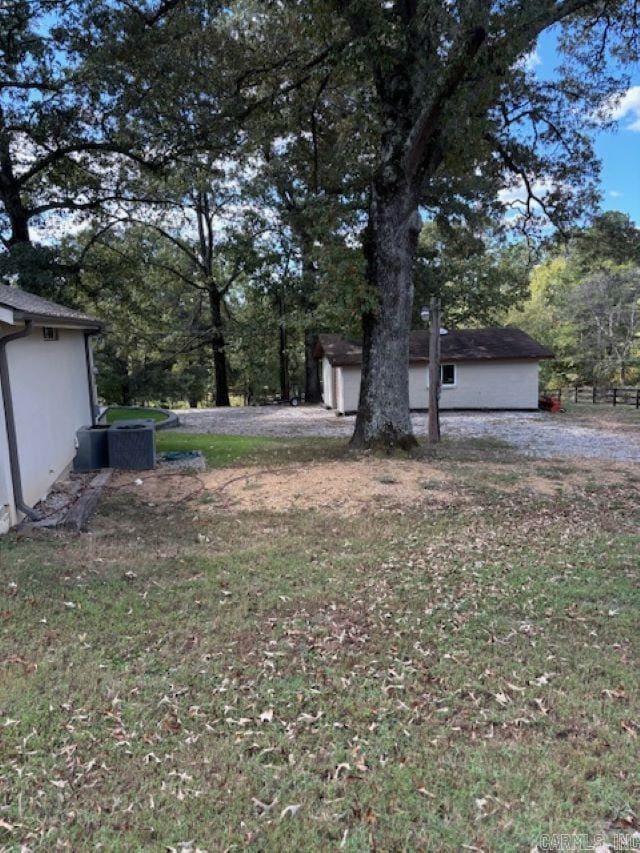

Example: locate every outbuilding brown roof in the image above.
[0,284,102,330]
[315,328,554,366]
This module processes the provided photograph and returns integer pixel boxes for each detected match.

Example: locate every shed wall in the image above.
[336,366,361,414]
[322,357,334,408]
[431,361,540,409]
[332,360,540,413]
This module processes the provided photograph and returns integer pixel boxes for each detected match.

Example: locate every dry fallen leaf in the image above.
[280,804,301,819]
[252,797,278,815]
[602,687,626,701]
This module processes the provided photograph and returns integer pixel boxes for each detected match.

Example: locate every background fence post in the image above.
[574,386,578,403]
[637,390,640,409]
[613,387,617,406]
[592,386,596,404]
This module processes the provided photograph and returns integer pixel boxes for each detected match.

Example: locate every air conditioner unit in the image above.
[74,425,111,471]
[107,420,156,470]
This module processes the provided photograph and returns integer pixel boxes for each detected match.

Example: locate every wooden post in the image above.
[427,297,441,443]
[592,386,596,405]
[636,389,639,410]
[613,387,617,407]
[574,386,578,403]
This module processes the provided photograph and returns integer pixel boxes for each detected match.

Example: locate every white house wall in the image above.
[5,327,92,511]
[0,377,13,532]
[331,360,540,413]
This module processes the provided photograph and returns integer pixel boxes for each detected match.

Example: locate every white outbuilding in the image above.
[0,285,102,533]
[315,328,554,415]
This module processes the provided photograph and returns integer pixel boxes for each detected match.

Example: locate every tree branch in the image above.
[17,142,163,187]
[402,26,487,180]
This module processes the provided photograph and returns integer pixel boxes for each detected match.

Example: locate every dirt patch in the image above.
[289,602,373,656]
[523,475,561,496]
[199,458,457,514]
[109,456,639,516]
[464,459,637,497]
[111,469,204,504]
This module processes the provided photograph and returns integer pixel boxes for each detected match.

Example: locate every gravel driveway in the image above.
[174,405,640,461]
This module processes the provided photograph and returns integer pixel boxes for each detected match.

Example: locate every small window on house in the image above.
[441,364,456,385]
[42,327,59,341]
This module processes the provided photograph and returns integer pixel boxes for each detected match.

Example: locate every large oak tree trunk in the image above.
[276,290,290,400]
[0,125,32,248]
[304,328,321,403]
[351,180,421,450]
[208,287,230,407]
[298,237,322,404]
[213,344,230,407]
[4,199,30,246]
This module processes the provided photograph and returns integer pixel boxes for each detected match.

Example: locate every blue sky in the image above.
[536,30,640,225]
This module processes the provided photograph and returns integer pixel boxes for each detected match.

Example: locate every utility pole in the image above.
[427,296,441,443]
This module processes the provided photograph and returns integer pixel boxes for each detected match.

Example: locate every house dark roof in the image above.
[0,285,102,330]
[315,328,554,366]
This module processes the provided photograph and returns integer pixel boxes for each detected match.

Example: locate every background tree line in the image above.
[1,1,639,438]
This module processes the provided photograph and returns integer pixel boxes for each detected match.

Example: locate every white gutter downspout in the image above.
[0,321,40,521]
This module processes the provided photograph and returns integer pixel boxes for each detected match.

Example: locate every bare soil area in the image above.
[200,458,457,514]
[113,458,457,514]
[112,455,639,515]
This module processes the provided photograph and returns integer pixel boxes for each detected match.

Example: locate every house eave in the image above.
[11,310,103,332]
[327,354,555,368]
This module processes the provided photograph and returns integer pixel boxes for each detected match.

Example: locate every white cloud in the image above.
[607,86,640,132]
[609,190,623,198]
[517,49,542,74]
[498,177,556,213]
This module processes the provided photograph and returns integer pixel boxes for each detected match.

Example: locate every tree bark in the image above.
[276,289,290,400]
[427,297,441,443]
[0,112,32,248]
[304,327,321,403]
[121,376,132,407]
[2,191,31,246]
[208,287,230,407]
[298,235,322,404]
[351,180,421,450]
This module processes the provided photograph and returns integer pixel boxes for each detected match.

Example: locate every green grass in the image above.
[104,406,169,424]
[156,431,517,469]
[156,431,352,467]
[559,401,640,431]
[156,431,279,466]
[1,439,639,851]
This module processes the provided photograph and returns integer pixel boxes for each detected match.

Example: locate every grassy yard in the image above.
[104,406,169,424]
[156,431,281,466]
[558,401,640,432]
[1,435,639,851]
